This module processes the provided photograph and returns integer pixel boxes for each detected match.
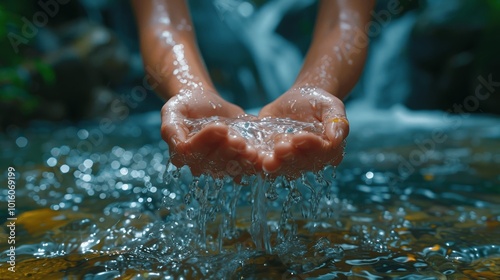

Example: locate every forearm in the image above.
[294,0,375,99]
[131,0,214,100]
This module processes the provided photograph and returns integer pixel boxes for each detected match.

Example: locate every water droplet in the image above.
[186,208,197,219]
[60,164,70,173]
[172,169,181,180]
[190,178,199,190]
[16,136,28,148]
[265,185,279,201]
[315,171,327,186]
[309,99,317,109]
[209,101,217,110]
[290,188,302,203]
[301,204,309,219]
[162,195,175,207]
[214,179,224,190]
[290,100,297,113]
[47,157,57,167]
[184,193,192,205]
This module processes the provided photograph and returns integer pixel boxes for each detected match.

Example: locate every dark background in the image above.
[1,0,499,129]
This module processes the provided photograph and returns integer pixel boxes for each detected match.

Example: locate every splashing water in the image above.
[184,115,324,154]
[1,111,499,279]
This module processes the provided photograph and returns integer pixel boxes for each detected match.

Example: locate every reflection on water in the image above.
[1,110,500,279]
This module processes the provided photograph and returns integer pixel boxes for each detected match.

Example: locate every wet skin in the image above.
[132,0,375,178]
[162,87,348,178]
[161,89,259,178]
[258,86,349,177]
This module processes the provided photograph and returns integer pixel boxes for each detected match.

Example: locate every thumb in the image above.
[161,102,189,144]
[324,114,349,144]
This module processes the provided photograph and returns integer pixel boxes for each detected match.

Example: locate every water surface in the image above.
[1,109,499,279]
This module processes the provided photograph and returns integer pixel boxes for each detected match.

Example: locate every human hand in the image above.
[161,89,258,178]
[258,86,349,178]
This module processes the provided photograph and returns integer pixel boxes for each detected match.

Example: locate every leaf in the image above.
[34,60,56,85]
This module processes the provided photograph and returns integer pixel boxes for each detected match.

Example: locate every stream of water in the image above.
[1,109,499,279]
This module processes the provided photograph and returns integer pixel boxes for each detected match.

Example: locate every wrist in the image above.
[290,79,341,99]
[153,48,215,99]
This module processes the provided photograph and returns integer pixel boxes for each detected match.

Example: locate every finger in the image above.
[220,136,259,176]
[161,122,188,148]
[169,153,185,169]
[324,116,349,146]
[322,99,348,143]
[161,103,188,143]
[262,153,282,174]
[291,132,326,151]
[274,140,295,161]
[240,144,265,174]
[188,123,229,156]
[214,142,240,160]
[223,133,248,157]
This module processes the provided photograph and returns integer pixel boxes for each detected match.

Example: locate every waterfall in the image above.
[212,0,314,100]
[353,12,418,110]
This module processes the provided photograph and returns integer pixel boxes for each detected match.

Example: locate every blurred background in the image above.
[1,0,500,129]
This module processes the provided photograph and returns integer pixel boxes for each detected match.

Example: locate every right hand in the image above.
[161,89,259,178]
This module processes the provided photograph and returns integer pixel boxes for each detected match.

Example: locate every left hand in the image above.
[257,86,349,178]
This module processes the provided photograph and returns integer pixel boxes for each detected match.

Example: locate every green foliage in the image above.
[0,2,50,115]
[34,60,56,85]
[474,0,500,74]
[487,0,500,14]
[486,0,500,25]
[1,85,39,112]
[0,4,22,65]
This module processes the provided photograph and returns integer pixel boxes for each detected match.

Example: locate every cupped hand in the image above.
[258,86,349,178]
[161,89,258,178]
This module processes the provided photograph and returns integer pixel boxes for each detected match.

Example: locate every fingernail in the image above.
[282,151,294,159]
[294,139,310,150]
[215,130,227,137]
[330,117,349,126]
[229,145,244,153]
[242,159,254,166]
[295,138,307,146]
[328,123,340,140]
[335,125,344,140]
[293,143,305,150]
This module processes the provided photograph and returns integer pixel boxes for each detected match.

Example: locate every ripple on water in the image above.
[1,116,500,279]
